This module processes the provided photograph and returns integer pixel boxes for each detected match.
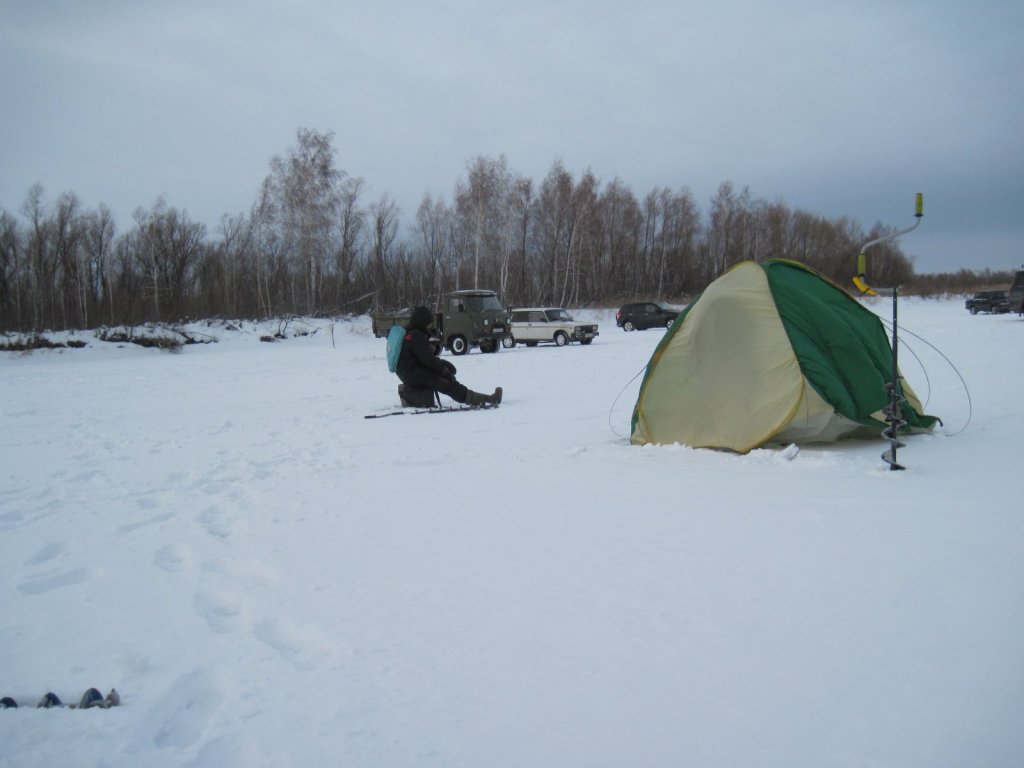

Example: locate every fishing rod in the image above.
[852,193,923,471]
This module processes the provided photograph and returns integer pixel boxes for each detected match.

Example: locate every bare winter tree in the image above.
[455,155,515,290]
[0,209,23,328]
[639,189,662,294]
[369,194,401,307]
[22,184,52,330]
[1,132,937,332]
[506,177,536,305]
[535,161,575,304]
[564,170,599,307]
[596,178,642,299]
[250,178,280,317]
[83,204,116,325]
[704,181,749,282]
[762,201,793,263]
[415,193,454,300]
[51,191,87,329]
[211,212,253,317]
[335,176,366,311]
[265,128,344,314]
[131,199,207,321]
[658,187,701,296]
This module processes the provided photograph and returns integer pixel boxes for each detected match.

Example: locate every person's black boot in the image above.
[78,688,104,709]
[465,390,488,407]
[466,388,501,407]
[37,692,62,708]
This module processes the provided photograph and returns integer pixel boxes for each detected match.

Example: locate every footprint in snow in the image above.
[253,617,334,670]
[145,668,225,750]
[18,566,94,595]
[198,506,241,539]
[119,511,175,533]
[154,544,191,573]
[193,588,247,634]
[24,541,66,565]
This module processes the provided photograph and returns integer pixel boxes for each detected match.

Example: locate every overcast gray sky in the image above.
[2,0,1022,274]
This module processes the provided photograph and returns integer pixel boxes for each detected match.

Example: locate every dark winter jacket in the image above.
[395,307,453,387]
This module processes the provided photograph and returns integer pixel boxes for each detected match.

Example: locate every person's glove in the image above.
[441,359,457,376]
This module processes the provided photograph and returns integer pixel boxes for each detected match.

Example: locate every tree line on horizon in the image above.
[0,127,1014,334]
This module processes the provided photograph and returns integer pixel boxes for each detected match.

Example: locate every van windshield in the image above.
[463,295,503,312]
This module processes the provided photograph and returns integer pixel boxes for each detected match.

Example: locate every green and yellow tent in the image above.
[631,259,938,453]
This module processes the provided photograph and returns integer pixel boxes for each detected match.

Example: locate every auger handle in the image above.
[853,193,923,295]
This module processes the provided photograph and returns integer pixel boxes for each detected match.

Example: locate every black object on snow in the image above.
[364,402,498,419]
[0,688,121,710]
[37,692,63,708]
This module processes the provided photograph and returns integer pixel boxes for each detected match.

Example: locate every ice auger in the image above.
[853,193,923,470]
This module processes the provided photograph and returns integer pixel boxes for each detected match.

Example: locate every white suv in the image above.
[503,308,599,348]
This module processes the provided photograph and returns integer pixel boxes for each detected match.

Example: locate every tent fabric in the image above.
[630,259,938,453]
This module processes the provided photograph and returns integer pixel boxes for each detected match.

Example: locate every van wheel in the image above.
[623,320,635,331]
[554,331,569,346]
[450,335,468,355]
[502,335,515,348]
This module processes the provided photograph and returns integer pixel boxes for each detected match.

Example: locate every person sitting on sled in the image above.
[395,306,502,407]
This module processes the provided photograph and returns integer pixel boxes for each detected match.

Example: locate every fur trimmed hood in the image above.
[409,306,434,331]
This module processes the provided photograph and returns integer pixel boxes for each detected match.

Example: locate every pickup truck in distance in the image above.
[372,289,510,354]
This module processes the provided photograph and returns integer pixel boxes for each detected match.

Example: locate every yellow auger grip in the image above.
[853,274,877,296]
[853,252,876,294]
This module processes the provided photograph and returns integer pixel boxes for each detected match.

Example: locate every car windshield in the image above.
[462,295,503,311]
[545,309,572,321]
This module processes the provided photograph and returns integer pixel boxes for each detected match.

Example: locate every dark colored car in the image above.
[965,290,1009,314]
[616,302,680,331]
[1008,270,1024,315]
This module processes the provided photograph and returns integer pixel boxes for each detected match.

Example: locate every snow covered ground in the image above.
[2,298,1022,767]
